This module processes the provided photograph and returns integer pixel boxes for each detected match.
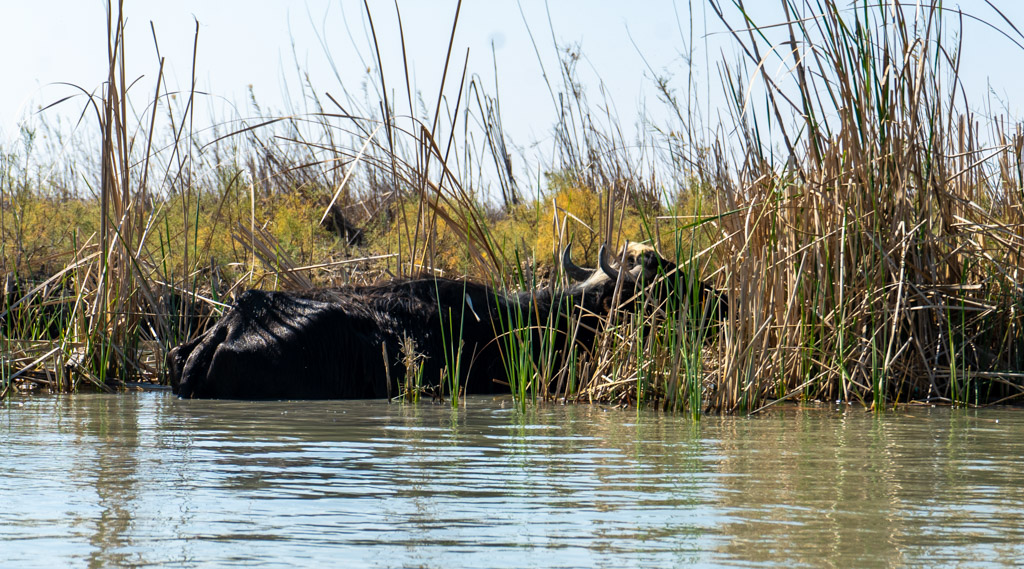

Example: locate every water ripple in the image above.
[2,394,1024,568]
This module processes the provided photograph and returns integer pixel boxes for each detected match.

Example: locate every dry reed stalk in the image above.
[6,1,1024,412]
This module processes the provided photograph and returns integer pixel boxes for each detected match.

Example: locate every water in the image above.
[2,393,1023,568]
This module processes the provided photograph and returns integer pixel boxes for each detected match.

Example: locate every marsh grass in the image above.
[4,1,1024,414]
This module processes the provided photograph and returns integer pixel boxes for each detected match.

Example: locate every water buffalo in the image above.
[168,242,724,400]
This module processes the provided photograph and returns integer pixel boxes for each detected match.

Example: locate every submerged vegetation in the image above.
[3,0,1024,413]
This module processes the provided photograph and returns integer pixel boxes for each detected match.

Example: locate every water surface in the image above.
[2,393,1023,568]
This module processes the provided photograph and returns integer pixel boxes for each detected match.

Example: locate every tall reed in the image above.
[692,0,1024,411]
[5,1,1024,414]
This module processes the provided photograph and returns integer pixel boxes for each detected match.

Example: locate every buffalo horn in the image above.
[561,244,594,282]
[598,243,620,281]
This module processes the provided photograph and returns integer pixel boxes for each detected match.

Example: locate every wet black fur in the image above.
[169,276,621,400]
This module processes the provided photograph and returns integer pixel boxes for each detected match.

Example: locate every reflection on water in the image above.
[2,394,1024,568]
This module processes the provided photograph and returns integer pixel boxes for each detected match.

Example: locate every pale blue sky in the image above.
[4,1,1024,157]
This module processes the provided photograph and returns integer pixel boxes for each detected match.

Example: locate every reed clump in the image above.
[4,1,1024,414]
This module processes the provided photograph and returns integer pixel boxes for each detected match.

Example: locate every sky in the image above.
[4,1,1024,162]
[3,1,704,147]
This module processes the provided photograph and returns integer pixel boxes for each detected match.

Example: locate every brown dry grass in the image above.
[4,1,1024,413]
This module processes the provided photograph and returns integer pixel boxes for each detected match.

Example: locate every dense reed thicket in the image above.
[3,0,1024,413]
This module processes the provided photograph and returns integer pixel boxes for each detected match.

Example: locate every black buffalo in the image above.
[168,242,725,400]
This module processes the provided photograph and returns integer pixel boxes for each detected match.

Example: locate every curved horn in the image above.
[598,243,620,281]
[561,244,594,282]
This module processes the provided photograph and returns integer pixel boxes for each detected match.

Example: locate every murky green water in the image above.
[2,393,1023,568]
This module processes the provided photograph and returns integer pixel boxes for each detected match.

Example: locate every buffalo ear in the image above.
[602,296,613,312]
